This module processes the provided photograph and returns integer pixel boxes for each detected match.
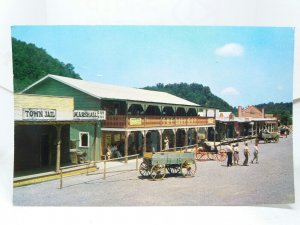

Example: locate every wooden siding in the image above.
[24,78,101,110]
[70,123,101,161]
[14,94,74,111]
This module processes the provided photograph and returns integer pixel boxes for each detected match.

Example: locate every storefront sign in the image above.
[129,118,142,125]
[74,110,106,120]
[22,108,56,120]
[207,118,215,124]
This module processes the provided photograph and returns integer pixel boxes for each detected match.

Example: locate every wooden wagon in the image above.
[139,151,196,180]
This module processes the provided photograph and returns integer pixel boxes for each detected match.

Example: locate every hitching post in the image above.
[60,169,63,189]
[103,160,106,179]
[55,125,62,173]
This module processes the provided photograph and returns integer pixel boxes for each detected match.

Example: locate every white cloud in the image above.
[215,43,244,57]
[221,87,239,95]
[96,74,104,77]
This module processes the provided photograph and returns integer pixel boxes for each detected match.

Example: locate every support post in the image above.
[143,130,147,154]
[55,125,62,173]
[184,128,188,147]
[93,122,98,166]
[60,169,63,189]
[159,129,163,151]
[103,160,106,179]
[173,128,177,149]
[213,126,216,148]
[125,131,129,163]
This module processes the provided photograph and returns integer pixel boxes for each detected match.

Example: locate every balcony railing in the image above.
[102,115,215,128]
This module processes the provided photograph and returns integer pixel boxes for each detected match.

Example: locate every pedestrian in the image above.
[233,143,240,165]
[243,143,250,166]
[225,144,233,167]
[251,142,259,164]
[164,136,169,150]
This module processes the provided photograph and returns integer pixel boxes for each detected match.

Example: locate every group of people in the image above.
[224,141,259,167]
[106,144,122,159]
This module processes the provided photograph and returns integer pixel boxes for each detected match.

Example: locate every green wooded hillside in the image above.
[144,83,234,111]
[255,102,292,125]
[12,37,81,92]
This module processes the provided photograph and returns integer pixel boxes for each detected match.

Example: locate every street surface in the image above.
[14,135,294,206]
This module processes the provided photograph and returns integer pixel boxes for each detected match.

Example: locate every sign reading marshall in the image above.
[74,110,106,121]
[23,108,56,120]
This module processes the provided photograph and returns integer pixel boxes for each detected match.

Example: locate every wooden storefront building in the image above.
[15,94,73,174]
[21,74,217,162]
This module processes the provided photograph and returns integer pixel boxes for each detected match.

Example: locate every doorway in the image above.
[40,134,50,167]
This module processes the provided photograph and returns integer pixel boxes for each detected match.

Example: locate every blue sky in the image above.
[11,26,294,107]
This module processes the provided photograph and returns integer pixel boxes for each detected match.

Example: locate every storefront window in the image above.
[79,132,89,147]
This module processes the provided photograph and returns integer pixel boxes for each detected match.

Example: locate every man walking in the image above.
[251,142,259,164]
[243,143,250,166]
[225,144,233,167]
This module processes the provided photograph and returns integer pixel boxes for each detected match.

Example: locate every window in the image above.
[79,132,89,147]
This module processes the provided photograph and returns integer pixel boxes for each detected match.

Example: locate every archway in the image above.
[128,131,144,156]
[128,104,144,115]
[162,129,175,150]
[176,129,186,147]
[145,130,161,152]
[175,107,186,116]
[145,105,161,116]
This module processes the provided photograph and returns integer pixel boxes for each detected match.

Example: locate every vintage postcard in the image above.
[12,25,294,206]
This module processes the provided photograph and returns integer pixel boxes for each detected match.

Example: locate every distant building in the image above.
[238,106,264,118]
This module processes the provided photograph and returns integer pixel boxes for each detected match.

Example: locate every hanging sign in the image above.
[74,110,106,120]
[22,108,56,120]
[129,118,142,125]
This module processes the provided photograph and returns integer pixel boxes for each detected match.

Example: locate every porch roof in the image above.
[22,74,199,107]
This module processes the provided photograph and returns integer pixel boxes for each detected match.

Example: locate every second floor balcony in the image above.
[102,115,215,129]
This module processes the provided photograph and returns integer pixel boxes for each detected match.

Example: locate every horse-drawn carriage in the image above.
[139,151,196,180]
[195,141,227,161]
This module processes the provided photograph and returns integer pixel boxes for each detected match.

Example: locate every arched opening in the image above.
[145,105,161,116]
[128,131,144,156]
[128,104,144,115]
[187,108,197,116]
[176,129,186,147]
[162,106,175,116]
[175,107,186,116]
[146,130,161,152]
[187,128,197,145]
[162,129,175,150]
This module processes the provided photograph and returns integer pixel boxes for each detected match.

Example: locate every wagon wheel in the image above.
[166,165,181,175]
[150,164,166,180]
[195,151,202,161]
[139,161,151,177]
[207,152,217,160]
[181,159,197,177]
[200,151,209,160]
[217,149,227,161]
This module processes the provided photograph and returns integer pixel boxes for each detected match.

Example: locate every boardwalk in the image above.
[14,135,294,206]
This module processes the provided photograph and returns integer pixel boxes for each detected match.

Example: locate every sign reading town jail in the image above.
[73,110,106,120]
[22,108,56,120]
